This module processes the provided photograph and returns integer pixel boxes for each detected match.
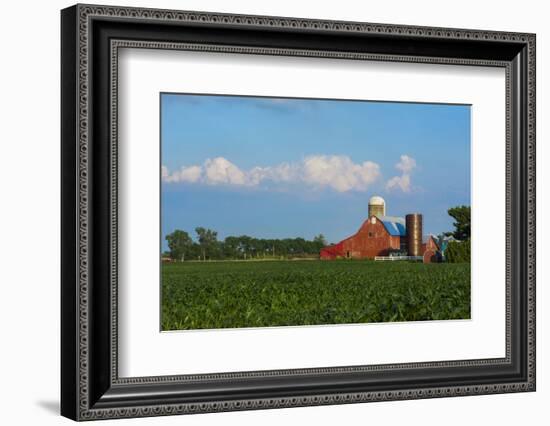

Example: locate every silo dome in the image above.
[368,195,386,217]
[369,196,385,206]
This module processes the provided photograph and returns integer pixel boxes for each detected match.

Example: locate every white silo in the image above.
[368,195,386,217]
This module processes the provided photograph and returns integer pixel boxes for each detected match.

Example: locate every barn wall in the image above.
[320,241,344,259]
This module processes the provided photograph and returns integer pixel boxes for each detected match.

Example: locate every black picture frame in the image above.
[61,4,536,421]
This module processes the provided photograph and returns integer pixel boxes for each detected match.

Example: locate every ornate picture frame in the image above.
[61,4,535,421]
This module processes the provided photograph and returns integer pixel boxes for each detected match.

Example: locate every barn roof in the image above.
[422,234,436,244]
[379,216,406,237]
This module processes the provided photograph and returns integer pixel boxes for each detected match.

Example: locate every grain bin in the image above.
[406,213,423,256]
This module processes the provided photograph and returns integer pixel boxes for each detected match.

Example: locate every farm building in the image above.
[320,195,440,262]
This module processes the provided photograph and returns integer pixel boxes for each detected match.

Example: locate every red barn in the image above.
[421,235,440,263]
[422,235,439,253]
[320,215,406,259]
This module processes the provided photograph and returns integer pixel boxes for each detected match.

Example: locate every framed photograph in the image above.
[61,4,536,421]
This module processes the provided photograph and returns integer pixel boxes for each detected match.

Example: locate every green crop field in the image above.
[161,260,470,331]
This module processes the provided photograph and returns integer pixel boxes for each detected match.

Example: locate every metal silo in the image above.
[406,214,423,256]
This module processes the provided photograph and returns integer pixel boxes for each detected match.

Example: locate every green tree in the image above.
[222,236,240,259]
[165,229,193,261]
[445,240,471,263]
[195,227,218,260]
[313,234,327,246]
[447,205,471,241]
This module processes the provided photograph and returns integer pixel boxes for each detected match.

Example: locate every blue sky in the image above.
[161,93,470,249]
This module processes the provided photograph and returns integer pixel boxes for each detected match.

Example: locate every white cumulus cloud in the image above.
[302,155,380,192]
[162,154,384,192]
[395,155,416,174]
[248,162,298,186]
[204,157,247,185]
[386,154,417,193]
[162,165,202,183]
[386,174,411,193]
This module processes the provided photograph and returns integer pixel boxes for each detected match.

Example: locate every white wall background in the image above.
[0,0,546,424]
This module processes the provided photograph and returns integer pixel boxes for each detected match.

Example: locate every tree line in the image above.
[164,227,328,261]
